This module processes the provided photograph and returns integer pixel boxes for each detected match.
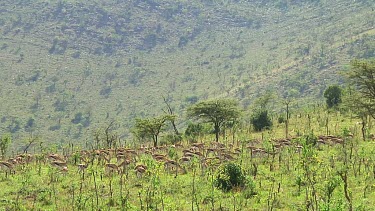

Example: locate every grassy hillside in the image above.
[0,0,374,149]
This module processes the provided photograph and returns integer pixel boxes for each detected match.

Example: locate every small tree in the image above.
[283,98,292,138]
[94,120,119,149]
[342,87,369,141]
[251,110,272,131]
[187,99,241,142]
[0,134,11,159]
[324,85,342,108]
[250,91,274,132]
[347,59,375,118]
[133,115,176,147]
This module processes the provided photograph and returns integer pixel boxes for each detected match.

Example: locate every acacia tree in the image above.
[133,115,176,147]
[347,59,375,118]
[343,87,370,141]
[187,99,241,143]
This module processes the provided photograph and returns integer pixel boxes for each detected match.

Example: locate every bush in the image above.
[185,123,204,143]
[163,133,182,145]
[303,133,318,146]
[214,163,246,192]
[324,85,342,108]
[278,115,285,124]
[251,110,272,131]
[243,176,257,199]
[0,134,11,158]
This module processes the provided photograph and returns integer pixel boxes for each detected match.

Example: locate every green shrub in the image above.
[185,123,204,143]
[0,134,11,158]
[214,163,246,192]
[251,110,272,131]
[278,115,286,124]
[163,133,182,145]
[303,133,318,146]
[243,176,257,198]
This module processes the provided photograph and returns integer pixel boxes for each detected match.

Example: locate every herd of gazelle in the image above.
[0,135,347,178]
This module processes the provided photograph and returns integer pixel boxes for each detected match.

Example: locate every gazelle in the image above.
[134,164,147,178]
[105,163,120,175]
[118,159,131,174]
[48,154,65,162]
[0,161,15,175]
[51,161,67,170]
[77,163,88,173]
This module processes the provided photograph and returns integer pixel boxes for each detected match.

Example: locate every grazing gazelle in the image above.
[134,164,147,178]
[77,163,88,173]
[105,163,120,175]
[51,161,67,169]
[0,161,15,175]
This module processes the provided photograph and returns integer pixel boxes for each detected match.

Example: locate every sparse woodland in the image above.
[2,66,375,210]
[1,0,375,210]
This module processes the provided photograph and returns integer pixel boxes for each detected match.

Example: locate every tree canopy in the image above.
[187,99,241,142]
[347,59,375,118]
[132,115,176,147]
[324,85,342,108]
[251,110,272,132]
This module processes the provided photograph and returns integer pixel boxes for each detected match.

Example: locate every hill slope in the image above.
[0,0,374,150]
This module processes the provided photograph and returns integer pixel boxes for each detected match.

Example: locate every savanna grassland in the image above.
[1,106,375,210]
[1,1,375,210]
[0,0,375,150]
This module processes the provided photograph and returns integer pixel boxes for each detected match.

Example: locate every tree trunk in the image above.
[153,135,158,147]
[286,103,289,139]
[361,120,366,141]
[163,96,180,135]
[214,123,220,143]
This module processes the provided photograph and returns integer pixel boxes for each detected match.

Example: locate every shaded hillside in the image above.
[0,0,374,150]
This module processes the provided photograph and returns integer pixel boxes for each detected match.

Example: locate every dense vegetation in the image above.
[0,0,375,150]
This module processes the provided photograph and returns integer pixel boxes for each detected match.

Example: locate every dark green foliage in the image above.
[178,36,189,48]
[185,95,199,104]
[45,83,56,93]
[251,110,272,131]
[8,118,21,133]
[214,162,246,192]
[100,86,112,98]
[185,123,204,142]
[72,113,83,124]
[0,134,11,158]
[324,85,342,108]
[243,177,257,199]
[25,117,35,132]
[300,132,318,146]
[163,133,182,145]
[71,112,91,127]
[278,115,286,124]
[142,34,158,50]
[53,99,68,112]
[347,59,375,118]
[49,125,61,131]
[49,38,68,55]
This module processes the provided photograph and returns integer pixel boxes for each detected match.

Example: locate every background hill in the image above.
[0,0,374,150]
